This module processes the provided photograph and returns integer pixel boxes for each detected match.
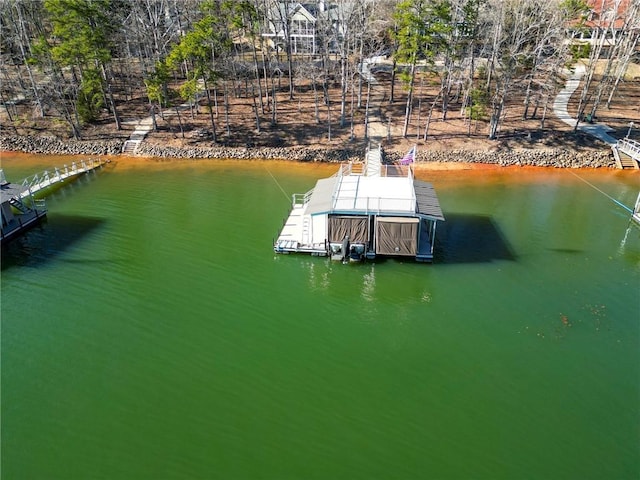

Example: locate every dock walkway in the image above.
[19,158,109,199]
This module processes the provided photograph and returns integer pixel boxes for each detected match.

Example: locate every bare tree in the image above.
[264,0,296,100]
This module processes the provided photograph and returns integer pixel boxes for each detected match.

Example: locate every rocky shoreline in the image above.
[1,134,616,168]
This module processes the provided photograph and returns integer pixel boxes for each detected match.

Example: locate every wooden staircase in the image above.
[612,145,639,169]
[614,139,640,169]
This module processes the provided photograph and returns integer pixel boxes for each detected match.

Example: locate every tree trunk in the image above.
[13,2,44,117]
[402,60,416,138]
[574,28,606,132]
[424,89,442,141]
[203,78,217,143]
[174,104,184,139]
[340,55,347,127]
[224,82,230,137]
[252,85,260,133]
[101,64,121,130]
[313,78,320,124]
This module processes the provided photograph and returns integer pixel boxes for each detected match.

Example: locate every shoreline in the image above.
[0,134,617,169]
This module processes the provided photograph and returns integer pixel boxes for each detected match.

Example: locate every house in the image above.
[262,2,322,55]
[273,146,445,262]
[261,1,358,55]
[568,0,639,48]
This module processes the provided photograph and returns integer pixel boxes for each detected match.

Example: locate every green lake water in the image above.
[1,154,639,479]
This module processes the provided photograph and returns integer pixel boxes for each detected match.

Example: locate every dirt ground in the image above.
[2,61,639,157]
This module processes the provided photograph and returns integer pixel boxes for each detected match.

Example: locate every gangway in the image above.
[365,144,383,177]
[615,138,640,169]
[18,158,109,199]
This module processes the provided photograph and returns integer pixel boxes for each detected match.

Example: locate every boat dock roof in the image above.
[305,166,444,221]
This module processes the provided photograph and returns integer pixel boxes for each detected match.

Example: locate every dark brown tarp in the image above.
[328,215,368,243]
[414,180,445,221]
[375,217,419,256]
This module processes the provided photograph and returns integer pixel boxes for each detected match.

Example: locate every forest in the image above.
[1,0,638,149]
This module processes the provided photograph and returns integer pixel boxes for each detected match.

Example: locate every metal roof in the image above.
[305,174,444,222]
[306,177,337,215]
[414,180,445,221]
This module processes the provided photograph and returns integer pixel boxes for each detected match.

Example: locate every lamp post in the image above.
[627,122,634,139]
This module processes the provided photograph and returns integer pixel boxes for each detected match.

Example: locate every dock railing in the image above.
[617,138,640,162]
[331,195,416,215]
[292,188,314,207]
[19,158,107,198]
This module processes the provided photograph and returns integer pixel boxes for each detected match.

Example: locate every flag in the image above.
[400,145,416,165]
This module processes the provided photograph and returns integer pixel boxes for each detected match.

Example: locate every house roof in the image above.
[583,0,635,29]
[306,177,337,215]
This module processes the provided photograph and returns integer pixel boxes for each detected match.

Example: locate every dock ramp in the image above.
[615,138,640,169]
[19,158,109,199]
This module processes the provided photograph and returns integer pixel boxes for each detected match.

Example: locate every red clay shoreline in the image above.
[0,148,627,175]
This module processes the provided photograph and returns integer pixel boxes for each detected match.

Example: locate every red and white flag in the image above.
[400,145,416,165]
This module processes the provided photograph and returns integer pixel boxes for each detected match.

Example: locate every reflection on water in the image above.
[361,266,376,302]
[1,215,107,270]
[436,213,516,264]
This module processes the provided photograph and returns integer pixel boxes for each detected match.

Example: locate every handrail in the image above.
[18,158,107,198]
[292,188,315,207]
[332,194,416,215]
[618,138,640,160]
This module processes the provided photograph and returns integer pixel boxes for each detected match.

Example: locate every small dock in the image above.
[1,170,47,243]
[19,158,109,199]
[1,158,109,243]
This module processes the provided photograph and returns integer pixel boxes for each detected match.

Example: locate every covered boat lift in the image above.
[274,146,445,262]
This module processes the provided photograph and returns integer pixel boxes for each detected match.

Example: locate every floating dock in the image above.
[274,145,445,262]
[1,170,47,243]
[1,158,109,243]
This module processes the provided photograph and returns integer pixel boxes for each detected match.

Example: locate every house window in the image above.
[293,36,314,54]
[292,19,313,36]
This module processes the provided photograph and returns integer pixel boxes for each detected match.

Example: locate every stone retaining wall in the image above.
[0,135,124,156]
[136,142,364,163]
[1,134,615,168]
[387,148,616,168]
